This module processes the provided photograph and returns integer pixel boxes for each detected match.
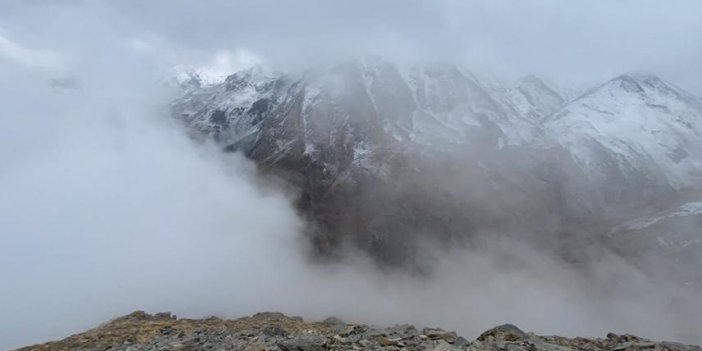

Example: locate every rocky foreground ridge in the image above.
[16,311,701,351]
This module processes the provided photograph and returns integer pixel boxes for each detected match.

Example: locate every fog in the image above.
[4,0,701,92]
[1,1,702,350]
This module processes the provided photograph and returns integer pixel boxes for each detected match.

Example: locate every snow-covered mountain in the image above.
[171,59,702,270]
[173,58,543,151]
[172,58,559,263]
[546,73,702,191]
[505,75,567,123]
[170,64,232,89]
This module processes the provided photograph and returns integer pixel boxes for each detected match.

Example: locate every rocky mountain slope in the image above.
[504,75,567,123]
[16,311,701,351]
[544,73,702,217]
[607,199,702,286]
[172,59,556,265]
[171,58,702,274]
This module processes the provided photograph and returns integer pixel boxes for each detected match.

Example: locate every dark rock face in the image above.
[172,60,551,266]
[16,311,702,351]
[172,60,702,274]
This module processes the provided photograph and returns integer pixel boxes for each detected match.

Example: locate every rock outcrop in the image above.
[16,311,702,351]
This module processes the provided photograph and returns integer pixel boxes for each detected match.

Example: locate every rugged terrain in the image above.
[16,311,702,351]
[171,58,702,281]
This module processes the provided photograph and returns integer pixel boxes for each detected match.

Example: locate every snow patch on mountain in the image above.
[545,73,702,189]
[171,65,288,141]
[506,75,566,123]
[611,201,702,234]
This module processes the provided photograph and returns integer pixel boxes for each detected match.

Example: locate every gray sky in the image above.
[1,0,701,92]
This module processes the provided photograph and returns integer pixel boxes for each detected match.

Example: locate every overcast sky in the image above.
[1,0,701,93]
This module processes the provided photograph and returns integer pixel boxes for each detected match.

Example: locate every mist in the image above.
[2,1,702,350]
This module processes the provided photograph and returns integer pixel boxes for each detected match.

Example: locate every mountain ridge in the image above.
[15,311,702,351]
[171,58,702,275]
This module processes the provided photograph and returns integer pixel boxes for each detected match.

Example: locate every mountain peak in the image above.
[225,64,278,81]
[619,70,660,81]
[546,68,702,191]
[603,71,674,95]
[223,65,283,92]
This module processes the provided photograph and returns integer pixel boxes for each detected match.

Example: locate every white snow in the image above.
[545,74,702,189]
[615,201,702,232]
[174,62,702,195]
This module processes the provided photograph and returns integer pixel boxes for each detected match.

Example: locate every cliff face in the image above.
[171,60,702,282]
[16,311,702,351]
[171,60,559,267]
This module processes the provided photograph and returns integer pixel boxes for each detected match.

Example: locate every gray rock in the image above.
[385,324,419,339]
[432,339,455,351]
[321,316,345,326]
[277,333,328,351]
[423,328,459,343]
